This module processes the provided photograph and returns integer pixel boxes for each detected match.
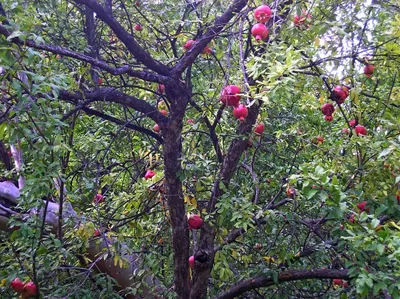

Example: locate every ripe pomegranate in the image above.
[341,128,350,135]
[364,64,374,77]
[357,201,369,213]
[157,84,165,94]
[254,5,272,23]
[188,214,203,229]
[333,279,343,286]
[233,105,248,122]
[355,125,367,136]
[331,86,349,104]
[189,256,195,269]
[11,278,24,293]
[316,136,324,144]
[183,40,196,51]
[134,24,142,31]
[251,23,269,41]
[286,187,296,199]
[324,115,333,122]
[202,45,212,54]
[23,281,37,298]
[144,170,156,180]
[321,103,334,116]
[97,77,103,85]
[349,119,357,127]
[93,193,105,204]
[220,85,241,106]
[160,109,168,116]
[254,123,265,135]
[153,124,160,132]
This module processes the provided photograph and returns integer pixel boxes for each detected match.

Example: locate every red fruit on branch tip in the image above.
[189,256,195,268]
[153,124,160,132]
[11,278,24,293]
[220,85,241,106]
[188,214,203,229]
[144,170,156,180]
[202,45,212,54]
[324,115,333,122]
[321,103,334,116]
[160,109,168,116]
[254,123,265,135]
[233,104,248,122]
[355,125,367,136]
[93,193,104,204]
[364,64,374,77]
[251,23,269,41]
[332,86,349,104]
[293,13,312,28]
[254,5,272,23]
[97,78,103,85]
[357,201,369,212]
[316,136,324,143]
[134,24,142,31]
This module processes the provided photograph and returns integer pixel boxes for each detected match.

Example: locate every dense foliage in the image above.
[0,0,399,298]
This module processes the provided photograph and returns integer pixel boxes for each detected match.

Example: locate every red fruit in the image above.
[254,5,272,23]
[160,109,168,116]
[333,279,343,286]
[220,85,241,106]
[255,243,263,250]
[357,201,369,213]
[251,23,269,41]
[93,229,101,237]
[93,193,105,204]
[23,281,37,298]
[342,128,350,134]
[189,256,195,269]
[97,78,103,85]
[343,281,349,288]
[188,214,203,229]
[144,170,155,180]
[293,13,312,28]
[11,278,25,293]
[183,40,196,51]
[233,104,248,122]
[316,136,324,143]
[286,187,296,199]
[186,119,195,124]
[134,24,142,31]
[355,125,367,136]
[157,84,165,94]
[254,123,265,135]
[153,124,160,132]
[348,214,355,223]
[364,64,374,77]
[321,103,335,116]
[202,45,212,55]
[349,119,357,127]
[324,115,333,122]
[331,86,348,104]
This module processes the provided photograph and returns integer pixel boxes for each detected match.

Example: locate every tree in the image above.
[0,0,399,298]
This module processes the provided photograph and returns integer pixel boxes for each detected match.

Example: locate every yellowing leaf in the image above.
[319,96,324,104]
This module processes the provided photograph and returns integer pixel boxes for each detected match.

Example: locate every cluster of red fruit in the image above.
[10,278,37,298]
[251,5,272,41]
[219,85,264,134]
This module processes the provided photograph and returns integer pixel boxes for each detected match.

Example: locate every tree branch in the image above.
[0,24,167,83]
[172,0,248,76]
[216,268,349,299]
[74,0,171,76]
